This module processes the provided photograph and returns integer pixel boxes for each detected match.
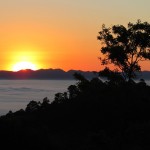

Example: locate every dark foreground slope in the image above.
[0,76,150,150]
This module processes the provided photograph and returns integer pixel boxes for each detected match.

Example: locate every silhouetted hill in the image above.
[0,76,150,149]
[0,69,97,79]
[0,69,149,80]
[140,71,150,80]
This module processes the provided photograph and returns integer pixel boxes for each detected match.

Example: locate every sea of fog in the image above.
[0,80,76,115]
[0,79,149,116]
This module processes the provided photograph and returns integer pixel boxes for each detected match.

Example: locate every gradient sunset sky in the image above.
[0,0,150,71]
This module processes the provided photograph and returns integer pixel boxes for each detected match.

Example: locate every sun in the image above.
[12,61,37,72]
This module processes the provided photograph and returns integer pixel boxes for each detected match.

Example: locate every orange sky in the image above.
[0,0,150,71]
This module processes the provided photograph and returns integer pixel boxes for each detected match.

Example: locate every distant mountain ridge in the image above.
[139,71,150,80]
[0,69,149,80]
[0,69,97,80]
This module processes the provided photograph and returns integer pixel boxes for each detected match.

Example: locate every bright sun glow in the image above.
[12,62,37,72]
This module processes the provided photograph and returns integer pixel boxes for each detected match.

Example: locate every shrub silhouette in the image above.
[25,100,40,112]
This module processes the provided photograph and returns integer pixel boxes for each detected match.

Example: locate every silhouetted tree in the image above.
[25,100,40,112]
[98,20,150,81]
[41,97,49,108]
[137,78,147,87]
[6,110,13,117]
[73,73,90,92]
[99,67,125,85]
[53,92,68,104]
[68,85,79,99]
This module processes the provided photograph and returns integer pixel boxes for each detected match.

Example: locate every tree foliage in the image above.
[98,20,150,80]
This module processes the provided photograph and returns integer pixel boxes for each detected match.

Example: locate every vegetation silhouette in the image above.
[0,20,149,149]
[98,20,150,81]
[0,72,149,149]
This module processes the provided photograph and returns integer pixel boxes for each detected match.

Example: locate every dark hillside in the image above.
[0,69,149,80]
[0,76,150,149]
